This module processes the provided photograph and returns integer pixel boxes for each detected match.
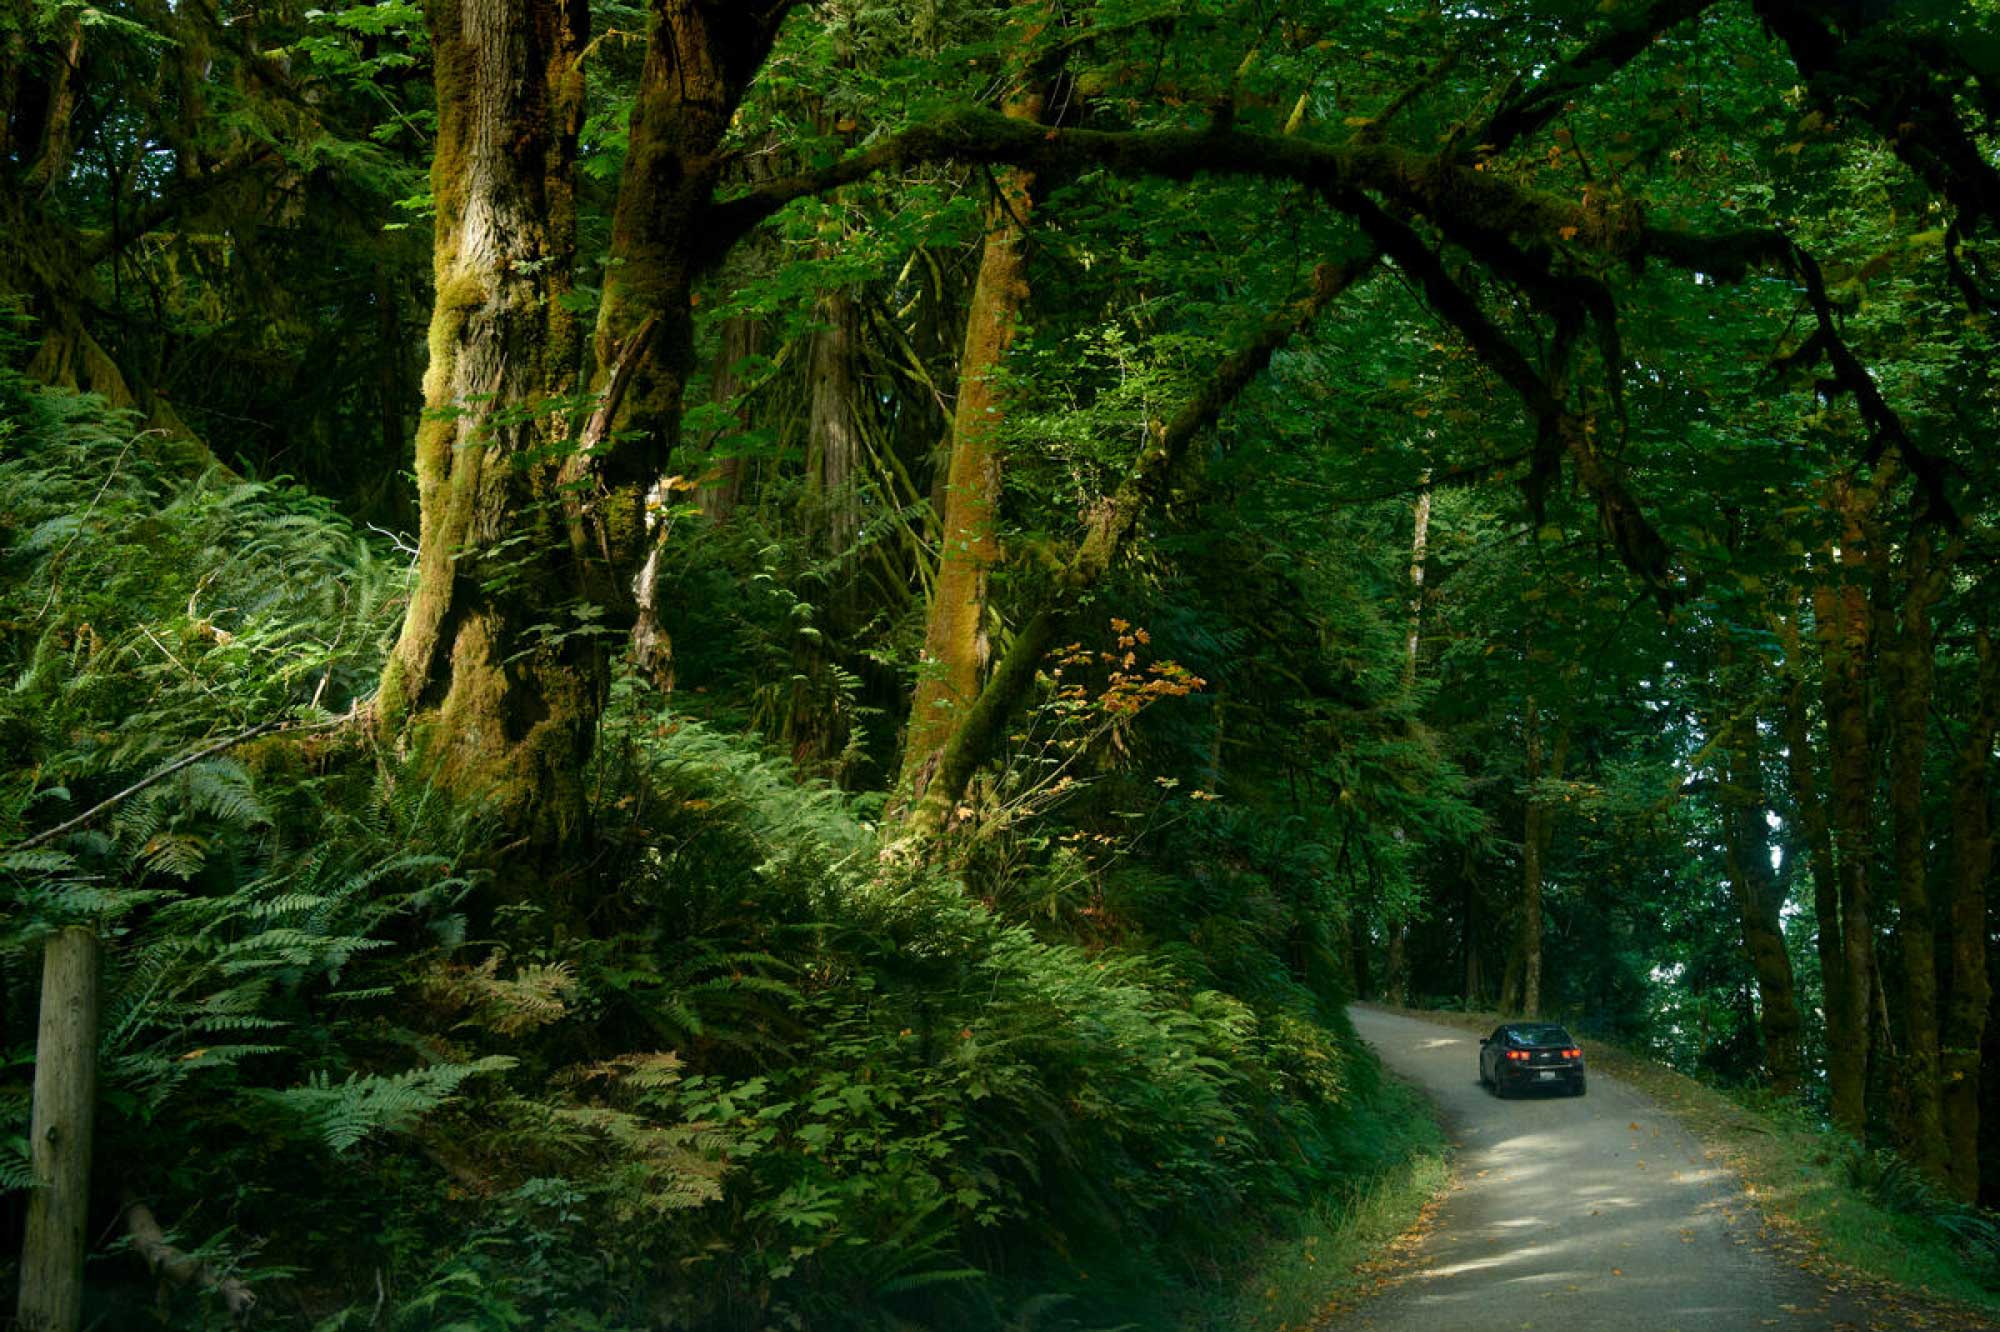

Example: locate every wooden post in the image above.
[17,926,100,1332]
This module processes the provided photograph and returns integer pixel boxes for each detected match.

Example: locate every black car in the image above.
[1479,1022,1586,1097]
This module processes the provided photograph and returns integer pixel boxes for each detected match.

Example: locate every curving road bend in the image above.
[1339,1006,1873,1332]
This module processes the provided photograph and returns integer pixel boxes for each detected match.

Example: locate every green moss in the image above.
[376,652,410,734]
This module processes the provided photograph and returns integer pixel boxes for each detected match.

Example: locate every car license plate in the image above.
[1538,1071,1556,1081]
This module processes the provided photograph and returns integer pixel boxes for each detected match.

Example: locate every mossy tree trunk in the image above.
[1715,658,1803,1093]
[375,0,590,846]
[381,0,784,847]
[1884,528,1950,1180]
[900,86,1044,808]
[897,255,1374,841]
[571,3,782,597]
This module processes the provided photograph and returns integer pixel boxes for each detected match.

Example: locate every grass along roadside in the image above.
[1186,1069,1451,1332]
[1371,1003,2000,1324]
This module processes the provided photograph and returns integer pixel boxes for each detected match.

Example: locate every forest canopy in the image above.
[3,0,2000,1326]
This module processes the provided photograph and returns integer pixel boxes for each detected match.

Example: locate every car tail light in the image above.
[1507,1050,1529,1061]
[1563,1048,1581,1059]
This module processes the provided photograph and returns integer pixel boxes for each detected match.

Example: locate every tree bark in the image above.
[20,9,82,196]
[1773,600,1844,1064]
[374,0,591,846]
[16,927,100,1332]
[785,287,865,773]
[1516,684,1570,1019]
[697,313,763,524]
[808,288,865,559]
[900,85,1044,806]
[1715,662,1804,1092]
[1942,628,1998,1200]
[378,0,783,847]
[1883,527,1949,1179]
[1814,474,1882,1136]
[1385,472,1431,1007]
[574,2,783,594]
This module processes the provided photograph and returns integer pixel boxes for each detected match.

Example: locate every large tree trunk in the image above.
[374,0,591,845]
[1516,690,1569,1019]
[697,313,763,523]
[16,928,100,1332]
[19,8,82,195]
[786,287,866,775]
[379,0,781,847]
[1384,472,1431,1008]
[808,289,864,559]
[900,86,1044,807]
[1883,528,1950,1179]
[1773,601,1844,1068]
[1943,629,1998,1200]
[1814,475,1882,1137]
[1716,670,1804,1092]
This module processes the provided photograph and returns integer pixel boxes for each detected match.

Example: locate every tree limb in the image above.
[120,1194,257,1323]
[698,108,1654,270]
[11,715,348,852]
[1479,0,1719,158]
[1754,0,2000,236]
[1338,190,1675,600]
[1788,244,1959,526]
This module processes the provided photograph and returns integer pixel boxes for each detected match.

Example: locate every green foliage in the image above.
[12,0,2000,1321]
[0,365,1403,1330]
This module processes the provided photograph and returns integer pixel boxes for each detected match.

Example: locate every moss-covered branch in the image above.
[1478,0,1720,158]
[701,108,1655,270]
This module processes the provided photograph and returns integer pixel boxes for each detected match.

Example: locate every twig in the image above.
[11,715,340,852]
[33,436,141,623]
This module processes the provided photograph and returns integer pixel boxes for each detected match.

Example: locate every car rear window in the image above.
[1509,1024,1574,1046]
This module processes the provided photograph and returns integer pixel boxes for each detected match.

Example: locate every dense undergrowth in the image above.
[0,368,1433,1326]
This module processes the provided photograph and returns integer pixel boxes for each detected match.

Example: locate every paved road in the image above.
[1340,1006,1873,1332]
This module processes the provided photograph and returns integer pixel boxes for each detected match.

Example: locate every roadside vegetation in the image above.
[0,357,1446,1327]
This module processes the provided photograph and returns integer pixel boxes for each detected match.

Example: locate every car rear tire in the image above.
[1570,1075,1587,1097]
